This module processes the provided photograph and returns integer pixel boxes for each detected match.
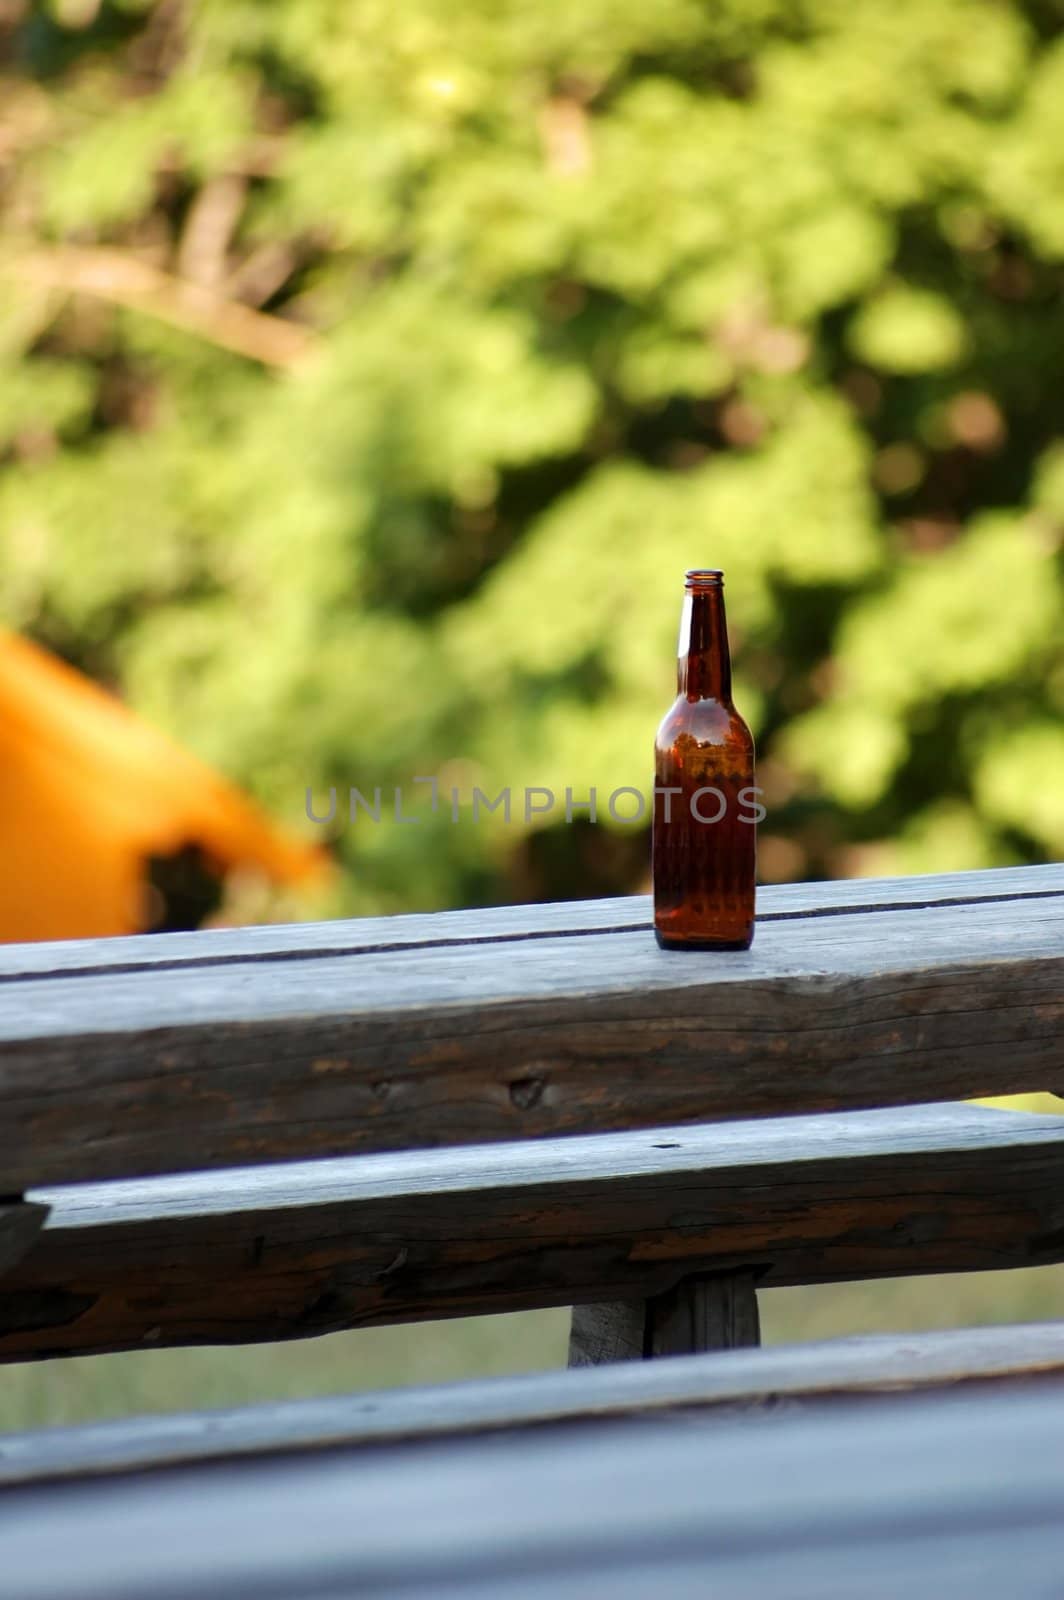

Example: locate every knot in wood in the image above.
[509,1076,546,1111]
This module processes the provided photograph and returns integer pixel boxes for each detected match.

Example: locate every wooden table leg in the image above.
[569,1270,761,1366]
[568,1301,647,1366]
[0,1200,50,1278]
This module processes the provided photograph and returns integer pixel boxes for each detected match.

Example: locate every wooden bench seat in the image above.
[5,1367,1064,1599]
[2,1319,1064,1489]
[2,1102,1062,1361]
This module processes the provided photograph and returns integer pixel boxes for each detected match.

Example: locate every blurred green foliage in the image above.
[1,0,1062,914]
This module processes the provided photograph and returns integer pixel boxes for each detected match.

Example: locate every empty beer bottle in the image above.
[653,569,757,949]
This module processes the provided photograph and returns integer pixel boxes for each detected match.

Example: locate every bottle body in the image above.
[653,571,756,949]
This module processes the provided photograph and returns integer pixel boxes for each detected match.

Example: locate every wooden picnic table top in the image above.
[4,1371,1064,1598]
[0,862,1061,1188]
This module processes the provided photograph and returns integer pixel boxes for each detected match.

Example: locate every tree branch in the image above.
[6,246,318,368]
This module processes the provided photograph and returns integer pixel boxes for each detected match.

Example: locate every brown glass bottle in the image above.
[653,569,756,949]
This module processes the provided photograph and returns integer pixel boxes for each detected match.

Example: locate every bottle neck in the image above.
[677,584,732,702]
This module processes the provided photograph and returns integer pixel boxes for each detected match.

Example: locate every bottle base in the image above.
[654,930,753,952]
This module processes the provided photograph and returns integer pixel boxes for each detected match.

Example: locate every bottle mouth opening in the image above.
[684,568,724,590]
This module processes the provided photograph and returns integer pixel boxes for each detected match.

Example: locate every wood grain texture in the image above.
[3,1320,1064,1488]
[5,1376,1064,1598]
[2,862,1057,978]
[648,1270,761,1356]
[0,865,1061,1186]
[569,1270,761,1366]
[568,1301,646,1366]
[6,1104,1064,1360]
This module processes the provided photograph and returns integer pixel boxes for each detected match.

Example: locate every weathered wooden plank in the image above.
[3,1320,1064,1488]
[6,1104,1063,1360]
[0,867,1061,1186]
[1,862,1056,979]
[5,1378,1064,1598]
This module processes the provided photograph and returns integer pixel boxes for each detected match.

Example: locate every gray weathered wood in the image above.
[1,862,1055,978]
[649,1270,761,1356]
[568,1301,646,1366]
[4,1320,1064,1488]
[0,1201,49,1275]
[570,1270,761,1366]
[0,865,1061,1186]
[6,1103,1064,1360]
[5,1377,1064,1598]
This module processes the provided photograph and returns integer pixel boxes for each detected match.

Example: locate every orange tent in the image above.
[0,629,331,942]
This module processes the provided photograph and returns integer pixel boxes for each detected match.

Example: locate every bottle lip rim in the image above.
[684,568,724,586]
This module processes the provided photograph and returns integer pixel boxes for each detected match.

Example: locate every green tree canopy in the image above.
[2,0,1062,915]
